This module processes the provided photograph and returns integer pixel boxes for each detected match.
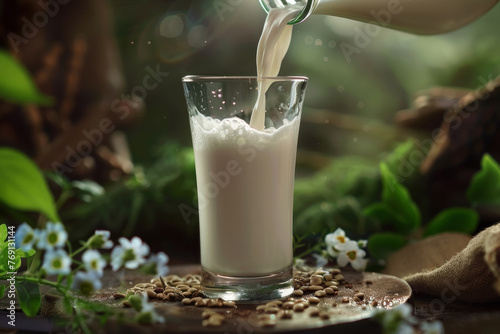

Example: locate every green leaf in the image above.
[0,50,53,105]
[379,163,421,233]
[368,232,407,260]
[0,224,6,242]
[0,148,59,221]
[363,202,402,230]
[466,154,500,206]
[16,281,41,317]
[16,248,36,258]
[0,284,5,299]
[423,208,479,237]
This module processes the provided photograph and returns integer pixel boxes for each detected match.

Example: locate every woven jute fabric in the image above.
[404,223,500,303]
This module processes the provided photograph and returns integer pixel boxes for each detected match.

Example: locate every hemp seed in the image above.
[293,289,304,296]
[308,296,320,304]
[293,303,305,312]
[314,290,326,297]
[309,308,320,317]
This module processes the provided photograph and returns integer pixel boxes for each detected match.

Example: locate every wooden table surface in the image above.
[1,265,500,333]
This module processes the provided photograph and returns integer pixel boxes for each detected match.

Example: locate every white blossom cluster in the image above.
[314,227,368,271]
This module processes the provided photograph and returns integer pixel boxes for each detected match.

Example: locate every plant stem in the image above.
[55,190,73,210]
[74,302,92,334]
[294,243,323,260]
[70,245,88,258]
[26,250,41,276]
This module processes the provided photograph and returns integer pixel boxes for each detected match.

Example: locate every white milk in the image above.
[191,7,302,276]
[191,115,300,276]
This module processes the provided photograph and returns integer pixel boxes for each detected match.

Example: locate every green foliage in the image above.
[368,233,407,260]
[0,148,59,221]
[364,163,420,234]
[466,154,500,206]
[0,284,5,299]
[57,143,198,241]
[0,224,26,275]
[16,281,41,317]
[0,50,53,105]
[423,208,479,237]
[293,156,380,238]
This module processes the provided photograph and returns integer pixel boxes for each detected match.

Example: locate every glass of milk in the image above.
[182,76,308,301]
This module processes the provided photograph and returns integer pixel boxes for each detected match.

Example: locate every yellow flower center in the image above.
[347,250,357,261]
[336,236,345,243]
[48,232,58,244]
[23,233,33,244]
[52,258,62,268]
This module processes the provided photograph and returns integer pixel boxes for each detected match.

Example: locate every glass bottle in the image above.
[259,0,498,35]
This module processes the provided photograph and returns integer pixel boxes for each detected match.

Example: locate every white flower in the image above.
[337,240,368,271]
[421,321,444,334]
[110,236,150,271]
[37,222,68,250]
[325,227,350,257]
[143,252,170,276]
[135,293,165,324]
[72,271,102,295]
[357,239,368,248]
[42,249,71,275]
[88,230,114,249]
[378,304,415,334]
[82,249,107,277]
[15,223,38,252]
[313,252,328,268]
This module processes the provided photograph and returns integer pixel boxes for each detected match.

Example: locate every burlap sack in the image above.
[404,223,500,303]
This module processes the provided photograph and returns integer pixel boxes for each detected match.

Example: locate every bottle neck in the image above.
[259,0,318,24]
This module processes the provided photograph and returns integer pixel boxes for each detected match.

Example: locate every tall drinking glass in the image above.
[182,76,308,301]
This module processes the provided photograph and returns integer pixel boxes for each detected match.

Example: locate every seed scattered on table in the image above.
[308,296,320,304]
[320,312,330,320]
[293,303,305,312]
[195,299,207,307]
[314,290,326,297]
[309,308,320,317]
[293,289,304,296]
[278,310,293,319]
